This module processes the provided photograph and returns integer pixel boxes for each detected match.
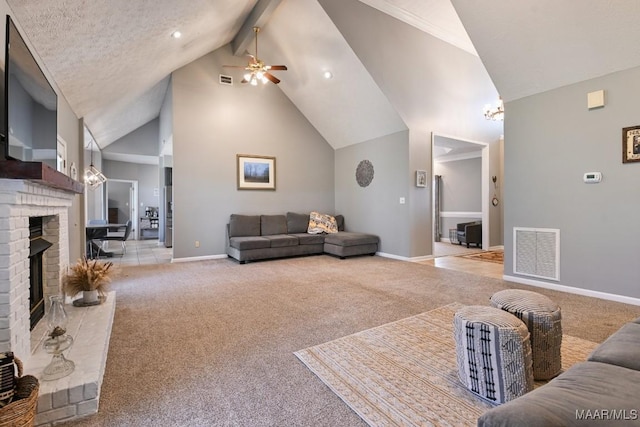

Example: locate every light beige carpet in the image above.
[295,303,598,427]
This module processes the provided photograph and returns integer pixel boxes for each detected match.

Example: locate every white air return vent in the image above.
[513,227,560,281]
[219,74,233,85]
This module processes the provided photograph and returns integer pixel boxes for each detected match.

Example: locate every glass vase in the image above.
[42,295,75,381]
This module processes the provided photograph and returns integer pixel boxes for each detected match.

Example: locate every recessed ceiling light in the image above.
[323,70,333,79]
[171,30,182,39]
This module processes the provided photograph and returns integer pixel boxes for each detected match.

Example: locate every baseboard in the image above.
[171,254,228,263]
[503,274,640,307]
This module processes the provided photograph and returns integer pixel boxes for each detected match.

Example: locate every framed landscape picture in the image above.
[237,154,276,190]
[622,125,640,163]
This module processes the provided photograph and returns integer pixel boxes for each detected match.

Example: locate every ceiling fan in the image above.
[224,26,287,85]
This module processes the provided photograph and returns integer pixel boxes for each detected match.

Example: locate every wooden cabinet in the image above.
[108,208,118,224]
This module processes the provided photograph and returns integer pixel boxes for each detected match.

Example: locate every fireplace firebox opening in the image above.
[29,217,52,330]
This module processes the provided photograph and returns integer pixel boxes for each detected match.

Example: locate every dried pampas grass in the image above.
[63,257,113,296]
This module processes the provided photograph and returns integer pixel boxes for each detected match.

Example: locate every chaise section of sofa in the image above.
[226,212,379,263]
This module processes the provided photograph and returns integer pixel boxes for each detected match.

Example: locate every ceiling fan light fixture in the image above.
[223,26,287,86]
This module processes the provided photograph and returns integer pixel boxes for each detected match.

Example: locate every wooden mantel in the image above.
[0,160,84,194]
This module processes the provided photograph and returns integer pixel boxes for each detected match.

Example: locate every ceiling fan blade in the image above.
[241,77,249,84]
[264,72,280,84]
[266,65,288,71]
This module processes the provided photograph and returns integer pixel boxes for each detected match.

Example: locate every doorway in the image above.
[431,133,489,257]
[106,179,138,239]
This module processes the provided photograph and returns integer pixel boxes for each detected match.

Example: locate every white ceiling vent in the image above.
[513,227,560,281]
[219,74,233,85]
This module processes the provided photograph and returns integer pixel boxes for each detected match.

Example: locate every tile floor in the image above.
[100,239,173,265]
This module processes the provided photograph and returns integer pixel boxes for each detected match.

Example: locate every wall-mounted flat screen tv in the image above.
[3,15,57,166]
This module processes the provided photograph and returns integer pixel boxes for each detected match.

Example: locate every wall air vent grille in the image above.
[219,74,233,85]
[513,227,560,281]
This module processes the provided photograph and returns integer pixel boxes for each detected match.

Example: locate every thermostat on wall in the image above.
[583,172,602,183]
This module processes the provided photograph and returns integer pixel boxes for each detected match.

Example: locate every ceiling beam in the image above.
[232,0,283,56]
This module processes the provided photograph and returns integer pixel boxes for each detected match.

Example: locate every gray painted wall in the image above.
[505,65,640,299]
[57,97,83,262]
[158,80,174,242]
[435,158,482,212]
[335,130,410,256]
[434,157,482,238]
[171,45,335,259]
[103,118,159,156]
[320,0,503,256]
[107,181,131,223]
[102,160,160,221]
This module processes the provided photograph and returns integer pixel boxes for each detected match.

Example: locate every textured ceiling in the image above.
[6,0,258,148]
[451,0,640,102]
[13,0,639,155]
[5,0,474,151]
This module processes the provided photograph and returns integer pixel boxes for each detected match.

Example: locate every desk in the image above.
[86,223,125,259]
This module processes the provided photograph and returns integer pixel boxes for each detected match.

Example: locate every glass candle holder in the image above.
[42,295,75,381]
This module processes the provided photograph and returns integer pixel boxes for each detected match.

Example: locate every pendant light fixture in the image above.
[84,135,106,190]
[483,97,504,121]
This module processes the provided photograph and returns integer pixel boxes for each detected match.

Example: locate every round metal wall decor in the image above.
[355,160,374,187]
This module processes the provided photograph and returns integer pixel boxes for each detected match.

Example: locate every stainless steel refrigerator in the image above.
[164,186,173,248]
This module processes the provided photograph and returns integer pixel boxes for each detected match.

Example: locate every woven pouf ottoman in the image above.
[453,305,534,404]
[490,289,562,380]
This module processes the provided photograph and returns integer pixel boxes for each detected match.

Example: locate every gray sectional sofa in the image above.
[478,316,640,426]
[226,212,379,264]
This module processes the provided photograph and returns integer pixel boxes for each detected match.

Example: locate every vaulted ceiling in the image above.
[4,0,478,152]
[6,0,640,154]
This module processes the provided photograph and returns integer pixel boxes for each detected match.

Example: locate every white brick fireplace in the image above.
[0,166,114,426]
[0,178,74,360]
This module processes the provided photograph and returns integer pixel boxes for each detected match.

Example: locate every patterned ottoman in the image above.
[454,305,534,404]
[490,289,562,380]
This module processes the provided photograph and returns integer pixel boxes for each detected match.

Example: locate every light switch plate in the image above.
[399,197,405,204]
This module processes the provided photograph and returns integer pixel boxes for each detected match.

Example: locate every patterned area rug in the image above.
[295,303,597,426]
[460,250,504,264]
